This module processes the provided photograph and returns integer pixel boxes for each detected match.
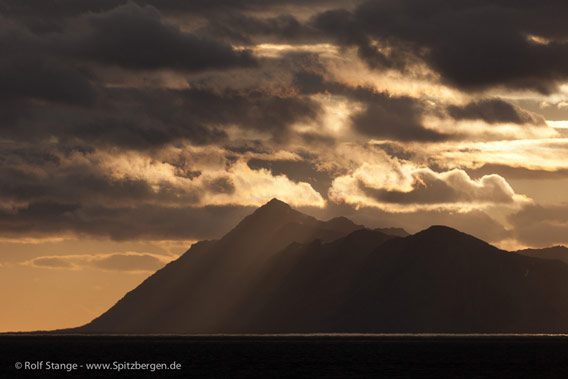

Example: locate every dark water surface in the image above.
[2,335,568,378]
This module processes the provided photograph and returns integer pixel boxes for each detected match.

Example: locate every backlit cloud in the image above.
[329,160,530,212]
[6,0,568,334]
[1,0,567,251]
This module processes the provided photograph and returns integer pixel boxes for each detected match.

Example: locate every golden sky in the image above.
[2,0,568,331]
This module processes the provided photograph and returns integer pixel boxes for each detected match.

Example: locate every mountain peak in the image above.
[75,205,568,335]
[422,225,461,234]
[415,225,475,241]
[411,225,494,251]
[263,198,291,209]
[325,216,359,227]
[252,198,294,217]
[219,198,313,245]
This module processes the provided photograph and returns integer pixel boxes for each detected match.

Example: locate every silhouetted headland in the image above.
[51,198,568,334]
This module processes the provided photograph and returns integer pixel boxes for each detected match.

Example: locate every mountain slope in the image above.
[516,246,568,265]
[218,226,568,333]
[76,199,367,333]
[336,226,568,333]
[74,202,568,334]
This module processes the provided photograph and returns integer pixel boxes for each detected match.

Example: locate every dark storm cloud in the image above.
[1,0,564,252]
[0,0,349,33]
[311,9,411,72]
[0,147,200,205]
[351,96,446,142]
[309,0,568,93]
[70,86,317,148]
[0,201,254,241]
[167,0,568,95]
[204,176,236,195]
[225,141,270,155]
[0,0,121,33]
[1,86,320,149]
[294,72,448,141]
[447,99,546,125]
[200,14,317,45]
[0,59,96,107]
[0,2,256,108]
[5,0,568,95]
[0,2,271,150]
[58,3,256,71]
[0,0,337,15]
[0,143,259,241]
[371,142,415,161]
[0,19,96,106]
[137,0,351,12]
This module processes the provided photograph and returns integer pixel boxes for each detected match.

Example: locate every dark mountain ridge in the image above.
[516,246,568,265]
[68,199,568,334]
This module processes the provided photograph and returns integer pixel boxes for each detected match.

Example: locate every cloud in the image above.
[310,0,568,93]
[1,84,321,149]
[23,252,173,272]
[1,0,567,253]
[247,158,334,196]
[328,156,529,212]
[466,164,568,180]
[447,99,546,125]
[58,3,256,71]
[200,13,317,45]
[511,99,568,122]
[91,253,170,271]
[508,204,568,247]
[360,170,517,205]
[0,146,325,240]
[293,72,448,141]
[0,18,96,106]
[31,256,75,269]
[351,96,446,142]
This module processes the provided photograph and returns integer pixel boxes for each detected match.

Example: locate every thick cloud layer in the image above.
[294,72,448,141]
[59,3,256,71]
[447,99,545,125]
[329,160,526,213]
[312,0,568,93]
[0,0,566,251]
[0,201,254,241]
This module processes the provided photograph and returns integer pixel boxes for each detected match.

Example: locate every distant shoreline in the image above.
[3,333,568,338]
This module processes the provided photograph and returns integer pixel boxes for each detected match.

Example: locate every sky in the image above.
[2,0,568,332]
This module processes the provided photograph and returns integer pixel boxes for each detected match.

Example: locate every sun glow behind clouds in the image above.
[235,43,340,58]
[98,149,326,208]
[5,0,568,333]
[328,157,531,213]
[547,120,568,129]
[432,139,568,170]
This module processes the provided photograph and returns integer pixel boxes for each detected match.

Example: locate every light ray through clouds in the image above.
[2,0,568,331]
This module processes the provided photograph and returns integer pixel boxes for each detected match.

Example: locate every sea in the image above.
[2,335,568,378]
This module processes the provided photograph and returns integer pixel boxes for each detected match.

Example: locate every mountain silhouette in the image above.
[516,246,568,265]
[72,199,568,334]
